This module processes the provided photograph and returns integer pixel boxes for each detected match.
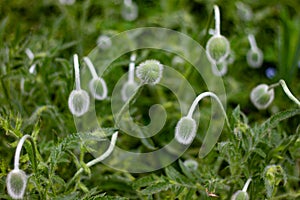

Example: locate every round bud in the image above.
[121,1,138,21]
[121,81,138,101]
[231,190,249,200]
[206,35,230,63]
[97,35,112,50]
[247,48,263,68]
[136,59,163,85]
[175,116,197,145]
[68,89,90,116]
[183,159,198,171]
[89,78,108,100]
[250,84,274,110]
[6,169,27,199]
[211,61,228,77]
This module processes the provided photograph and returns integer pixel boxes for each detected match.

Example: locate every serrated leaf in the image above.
[165,166,190,185]
[253,148,266,158]
[184,188,197,200]
[178,160,194,180]
[133,174,157,189]
[140,181,172,195]
[261,109,300,131]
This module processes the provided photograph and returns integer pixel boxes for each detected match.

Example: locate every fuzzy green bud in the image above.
[250,84,274,110]
[68,90,90,117]
[6,169,27,199]
[89,78,108,100]
[206,35,230,63]
[175,116,197,145]
[183,159,198,171]
[136,59,163,85]
[231,191,249,200]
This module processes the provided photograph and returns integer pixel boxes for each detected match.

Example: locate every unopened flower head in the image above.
[250,84,274,110]
[231,190,249,200]
[6,169,27,199]
[247,48,263,68]
[231,178,251,200]
[206,35,230,63]
[247,34,263,68]
[68,90,90,116]
[68,54,90,116]
[183,159,198,171]
[89,78,108,100]
[97,35,112,50]
[136,59,163,85]
[83,56,108,100]
[206,5,230,64]
[121,0,138,21]
[175,116,197,145]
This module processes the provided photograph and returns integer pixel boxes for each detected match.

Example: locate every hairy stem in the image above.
[186,91,230,128]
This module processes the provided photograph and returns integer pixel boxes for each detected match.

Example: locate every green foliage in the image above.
[0,0,300,199]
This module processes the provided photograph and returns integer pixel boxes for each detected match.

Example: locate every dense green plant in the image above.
[0,0,299,199]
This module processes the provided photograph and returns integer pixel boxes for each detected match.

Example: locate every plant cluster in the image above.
[0,0,299,199]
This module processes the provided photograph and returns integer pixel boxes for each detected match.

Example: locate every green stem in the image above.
[268,79,300,107]
[67,132,118,188]
[187,91,230,129]
[279,79,300,107]
[14,135,38,172]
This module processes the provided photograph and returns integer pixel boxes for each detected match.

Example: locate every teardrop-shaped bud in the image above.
[183,159,198,171]
[121,1,138,21]
[6,169,27,199]
[175,116,197,145]
[247,48,263,68]
[121,81,138,101]
[136,59,163,85]
[68,89,90,116]
[231,190,249,200]
[206,35,230,63]
[250,84,274,110]
[89,77,108,100]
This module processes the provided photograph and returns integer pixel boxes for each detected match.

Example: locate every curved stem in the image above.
[186,92,230,128]
[213,5,221,36]
[279,79,300,107]
[69,132,118,186]
[83,56,98,79]
[74,54,81,91]
[14,135,37,171]
[242,178,252,192]
[248,34,258,51]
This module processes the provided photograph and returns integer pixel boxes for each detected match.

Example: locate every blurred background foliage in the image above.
[0,0,299,199]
